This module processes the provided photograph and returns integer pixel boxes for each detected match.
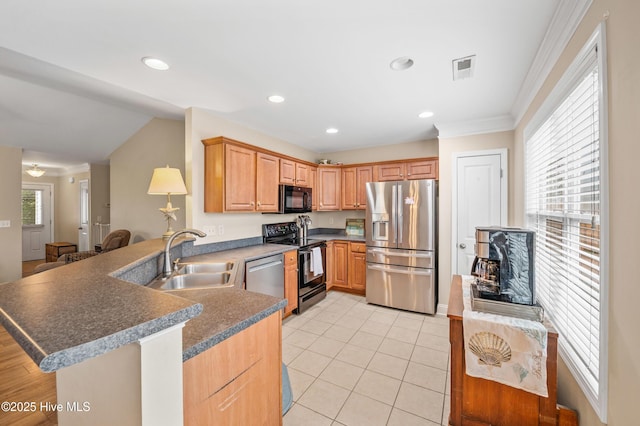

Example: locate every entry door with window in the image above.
[22,183,53,261]
[452,150,507,275]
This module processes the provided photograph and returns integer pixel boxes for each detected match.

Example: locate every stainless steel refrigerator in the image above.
[365,179,437,314]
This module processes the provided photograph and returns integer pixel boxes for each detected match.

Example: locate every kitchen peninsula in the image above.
[0,238,288,425]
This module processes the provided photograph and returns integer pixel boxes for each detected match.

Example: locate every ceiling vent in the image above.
[452,55,476,80]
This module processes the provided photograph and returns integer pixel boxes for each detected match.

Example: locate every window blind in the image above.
[525,47,602,397]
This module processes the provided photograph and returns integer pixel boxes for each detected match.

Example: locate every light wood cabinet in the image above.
[309,166,318,211]
[341,166,373,210]
[284,250,298,317]
[202,137,279,212]
[203,136,438,214]
[224,143,256,211]
[183,311,282,426]
[317,166,341,211]
[326,240,366,295]
[348,242,367,292]
[331,241,349,288]
[256,152,280,211]
[376,159,438,181]
[280,159,310,186]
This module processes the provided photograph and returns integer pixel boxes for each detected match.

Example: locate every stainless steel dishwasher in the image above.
[245,253,284,298]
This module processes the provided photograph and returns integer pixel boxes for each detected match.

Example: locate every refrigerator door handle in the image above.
[368,248,433,258]
[367,264,433,276]
[391,184,397,244]
[397,183,403,245]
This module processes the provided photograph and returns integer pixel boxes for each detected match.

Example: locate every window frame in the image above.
[523,22,609,422]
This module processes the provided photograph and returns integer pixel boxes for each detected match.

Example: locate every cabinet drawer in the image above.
[350,242,366,253]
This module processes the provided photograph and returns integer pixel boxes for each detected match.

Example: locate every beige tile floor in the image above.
[282,290,451,426]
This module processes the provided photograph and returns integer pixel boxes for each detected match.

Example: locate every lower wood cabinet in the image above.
[327,240,366,295]
[284,249,298,317]
[348,242,366,292]
[183,311,282,425]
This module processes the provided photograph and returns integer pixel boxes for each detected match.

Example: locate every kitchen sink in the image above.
[159,272,233,290]
[146,260,241,291]
[177,262,234,274]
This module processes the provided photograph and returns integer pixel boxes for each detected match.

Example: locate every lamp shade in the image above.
[147,166,188,195]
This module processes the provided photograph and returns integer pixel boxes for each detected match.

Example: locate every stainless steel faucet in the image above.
[163,229,207,278]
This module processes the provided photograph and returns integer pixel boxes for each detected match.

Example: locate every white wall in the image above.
[111,118,186,243]
[0,146,23,282]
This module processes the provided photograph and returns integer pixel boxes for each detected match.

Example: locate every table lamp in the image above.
[147,165,188,240]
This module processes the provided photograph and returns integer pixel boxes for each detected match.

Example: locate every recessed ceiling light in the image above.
[141,57,170,71]
[390,56,414,71]
[326,128,339,134]
[268,95,285,103]
[418,111,434,118]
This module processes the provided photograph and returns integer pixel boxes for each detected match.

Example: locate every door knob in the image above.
[459,243,467,249]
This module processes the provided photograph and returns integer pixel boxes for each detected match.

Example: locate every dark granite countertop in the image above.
[0,239,293,372]
[0,239,202,372]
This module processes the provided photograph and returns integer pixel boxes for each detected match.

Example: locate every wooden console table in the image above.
[45,242,77,262]
[447,275,577,426]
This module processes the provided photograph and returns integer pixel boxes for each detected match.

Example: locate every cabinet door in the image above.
[332,241,349,288]
[377,163,406,181]
[225,144,256,211]
[349,243,367,292]
[183,312,281,426]
[325,241,334,289]
[309,166,318,211]
[318,167,341,211]
[355,166,373,209]
[279,158,296,184]
[406,159,438,180]
[283,250,298,317]
[256,152,280,212]
[295,163,309,186]
[341,167,357,210]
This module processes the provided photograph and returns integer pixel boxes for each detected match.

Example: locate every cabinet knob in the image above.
[250,201,255,206]
[257,201,261,206]
[407,173,411,176]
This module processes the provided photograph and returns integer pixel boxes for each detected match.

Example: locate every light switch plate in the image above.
[0,220,10,228]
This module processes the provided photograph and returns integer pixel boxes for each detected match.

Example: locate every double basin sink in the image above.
[146,261,241,291]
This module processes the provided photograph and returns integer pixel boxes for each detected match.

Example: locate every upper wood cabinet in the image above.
[377,159,438,181]
[202,137,279,212]
[341,166,373,210]
[317,166,341,211]
[309,166,318,210]
[203,136,438,213]
[255,152,280,211]
[280,159,310,186]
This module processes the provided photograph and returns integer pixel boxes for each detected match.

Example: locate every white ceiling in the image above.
[0,0,562,172]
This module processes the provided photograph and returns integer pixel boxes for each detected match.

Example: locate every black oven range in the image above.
[262,222,326,314]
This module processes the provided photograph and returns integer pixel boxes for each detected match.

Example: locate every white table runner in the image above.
[461,275,548,397]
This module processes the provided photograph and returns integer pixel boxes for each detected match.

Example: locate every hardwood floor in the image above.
[0,325,57,425]
[22,260,46,278]
[0,260,56,424]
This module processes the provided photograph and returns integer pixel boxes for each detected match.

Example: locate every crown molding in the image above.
[435,115,514,139]
[511,0,593,126]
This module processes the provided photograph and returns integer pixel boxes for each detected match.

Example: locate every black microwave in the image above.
[278,185,312,214]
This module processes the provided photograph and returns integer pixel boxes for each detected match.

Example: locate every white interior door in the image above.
[78,179,90,251]
[22,183,53,261]
[452,150,507,276]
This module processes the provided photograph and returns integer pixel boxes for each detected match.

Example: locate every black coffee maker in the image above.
[471,226,536,306]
